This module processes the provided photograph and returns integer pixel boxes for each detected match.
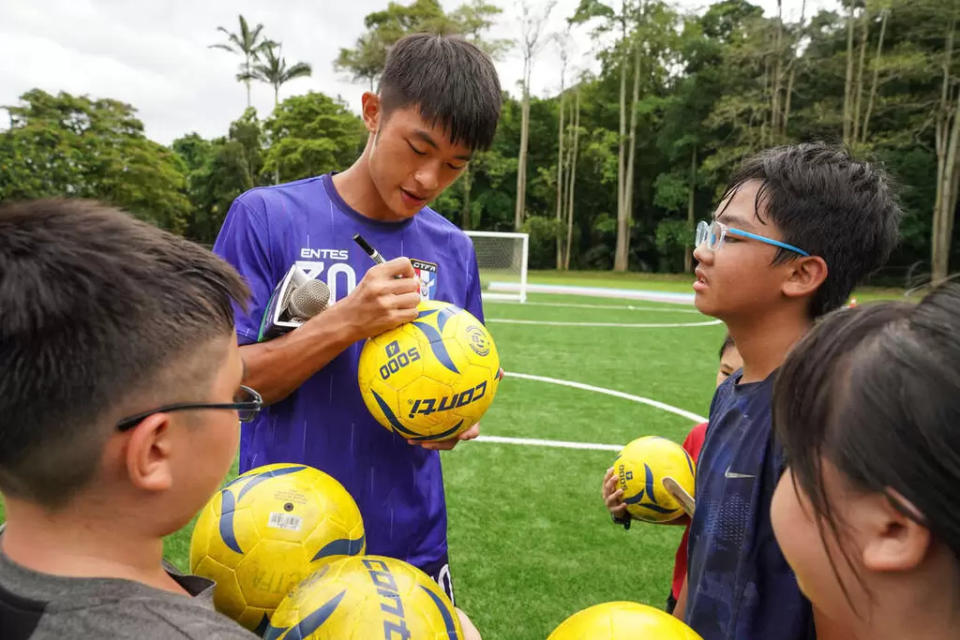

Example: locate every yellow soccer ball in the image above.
[614,436,695,523]
[189,463,366,632]
[548,602,703,640]
[358,299,501,441]
[265,555,463,639]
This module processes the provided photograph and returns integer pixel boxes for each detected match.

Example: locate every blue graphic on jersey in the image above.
[411,311,460,375]
[218,465,308,554]
[419,585,460,640]
[262,589,347,640]
[622,463,675,514]
[311,533,366,561]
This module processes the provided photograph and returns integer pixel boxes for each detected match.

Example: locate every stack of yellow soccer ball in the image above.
[190,462,462,638]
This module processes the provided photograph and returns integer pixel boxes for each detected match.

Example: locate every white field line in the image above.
[473,435,622,452]
[486,318,722,329]
[472,372,707,452]
[488,300,703,314]
[489,282,695,305]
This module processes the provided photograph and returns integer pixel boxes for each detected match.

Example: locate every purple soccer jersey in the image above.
[213,174,484,570]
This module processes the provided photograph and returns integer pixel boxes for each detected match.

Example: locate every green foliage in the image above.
[655,218,693,272]
[242,42,312,105]
[262,92,366,184]
[653,172,690,213]
[521,215,566,268]
[0,89,191,232]
[335,0,506,87]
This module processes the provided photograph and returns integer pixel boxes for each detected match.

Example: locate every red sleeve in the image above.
[682,422,709,463]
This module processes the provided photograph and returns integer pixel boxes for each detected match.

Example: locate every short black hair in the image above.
[0,199,250,506]
[722,144,901,317]
[718,334,735,360]
[379,33,502,150]
[773,284,960,607]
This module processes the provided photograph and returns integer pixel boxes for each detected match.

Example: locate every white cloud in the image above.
[1,0,837,146]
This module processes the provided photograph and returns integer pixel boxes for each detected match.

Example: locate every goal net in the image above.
[464,231,529,303]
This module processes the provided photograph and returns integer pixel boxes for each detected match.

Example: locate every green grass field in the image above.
[165,290,723,639]
[0,275,908,639]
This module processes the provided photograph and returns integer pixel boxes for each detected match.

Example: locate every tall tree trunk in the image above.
[862,8,889,144]
[460,166,473,230]
[771,0,784,139]
[565,88,581,271]
[843,2,856,146]
[245,55,253,108]
[561,96,576,267]
[684,146,697,273]
[614,5,630,272]
[556,88,566,268]
[932,16,958,284]
[934,93,960,285]
[515,84,530,230]
[852,6,870,145]
[783,0,806,136]
[621,41,641,271]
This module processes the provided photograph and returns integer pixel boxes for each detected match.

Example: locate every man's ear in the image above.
[361,92,381,135]
[782,255,828,300]
[124,413,175,492]
[861,489,931,573]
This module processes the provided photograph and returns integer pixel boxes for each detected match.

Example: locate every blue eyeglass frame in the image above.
[696,219,810,257]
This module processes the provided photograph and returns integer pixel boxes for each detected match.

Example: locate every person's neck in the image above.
[1,496,186,594]
[725,306,812,384]
[850,563,960,640]
[331,153,398,222]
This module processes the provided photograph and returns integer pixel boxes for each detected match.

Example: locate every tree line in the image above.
[1,0,958,285]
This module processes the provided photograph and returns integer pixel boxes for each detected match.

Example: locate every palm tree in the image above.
[243,43,313,107]
[210,14,273,108]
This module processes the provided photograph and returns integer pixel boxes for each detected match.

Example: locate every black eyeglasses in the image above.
[115,385,263,431]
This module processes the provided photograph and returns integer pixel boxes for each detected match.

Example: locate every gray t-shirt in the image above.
[0,548,258,639]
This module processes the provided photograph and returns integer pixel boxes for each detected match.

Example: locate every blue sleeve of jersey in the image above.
[463,241,484,323]
[213,196,276,345]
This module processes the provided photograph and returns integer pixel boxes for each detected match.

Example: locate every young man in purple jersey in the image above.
[213,34,501,607]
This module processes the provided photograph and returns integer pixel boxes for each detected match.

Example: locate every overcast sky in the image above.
[0,0,837,146]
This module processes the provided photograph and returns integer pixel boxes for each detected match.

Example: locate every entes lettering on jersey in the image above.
[300,248,350,260]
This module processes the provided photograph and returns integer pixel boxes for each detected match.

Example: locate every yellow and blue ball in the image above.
[358,299,501,441]
[614,436,695,523]
[189,463,365,631]
[265,555,462,639]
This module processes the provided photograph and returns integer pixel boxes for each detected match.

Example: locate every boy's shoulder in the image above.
[0,553,256,640]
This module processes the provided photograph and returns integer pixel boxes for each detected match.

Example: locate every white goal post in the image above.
[464,231,529,303]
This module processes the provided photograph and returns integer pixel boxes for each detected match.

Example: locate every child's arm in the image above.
[673,576,688,620]
[455,608,483,640]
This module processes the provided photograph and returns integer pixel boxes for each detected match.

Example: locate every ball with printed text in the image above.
[358,299,502,441]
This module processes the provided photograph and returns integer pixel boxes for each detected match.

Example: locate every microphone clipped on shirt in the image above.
[257,265,331,341]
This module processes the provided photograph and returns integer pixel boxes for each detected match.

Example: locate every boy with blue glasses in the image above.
[676,144,901,640]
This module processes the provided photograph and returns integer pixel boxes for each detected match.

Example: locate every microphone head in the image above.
[288,279,330,319]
